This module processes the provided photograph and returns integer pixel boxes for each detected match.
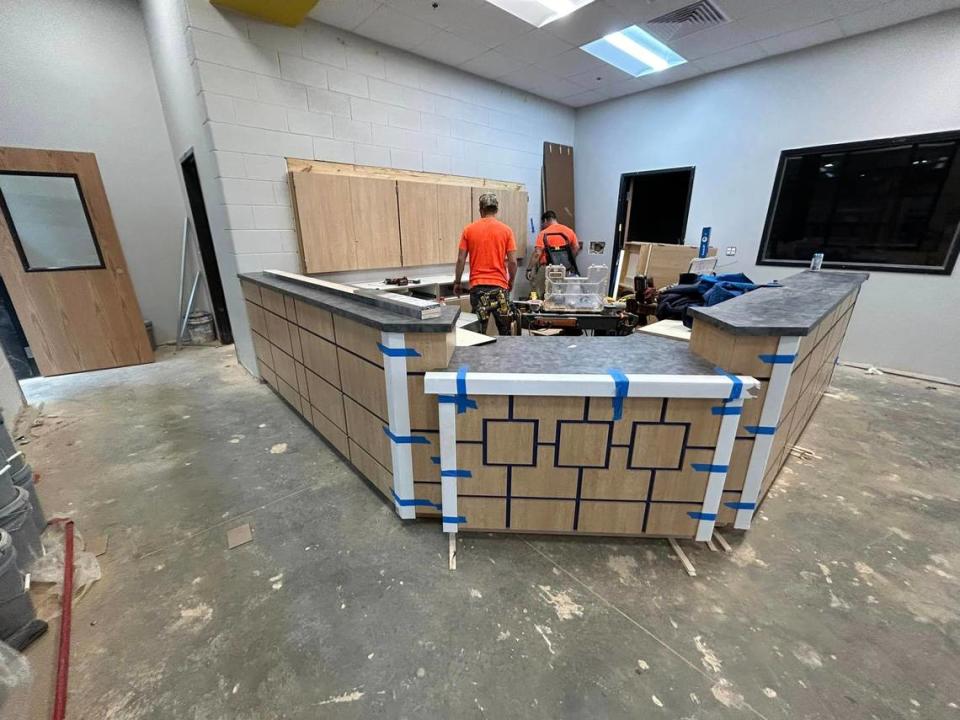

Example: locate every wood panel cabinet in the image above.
[290,160,527,273]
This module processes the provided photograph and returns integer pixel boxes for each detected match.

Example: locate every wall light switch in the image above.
[726,246,737,256]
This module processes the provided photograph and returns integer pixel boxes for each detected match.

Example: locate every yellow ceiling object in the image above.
[210,0,319,27]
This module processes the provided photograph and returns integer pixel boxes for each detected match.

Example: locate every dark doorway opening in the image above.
[181,152,232,344]
[0,276,38,380]
[610,167,695,295]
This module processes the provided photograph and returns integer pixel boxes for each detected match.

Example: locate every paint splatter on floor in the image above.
[534,624,555,655]
[269,443,287,454]
[537,585,583,620]
[710,679,745,709]
[316,689,364,705]
[694,635,722,673]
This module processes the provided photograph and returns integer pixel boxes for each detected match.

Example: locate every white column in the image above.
[695,396,744,542]
[380,331,416,520]
[437,401,461,535]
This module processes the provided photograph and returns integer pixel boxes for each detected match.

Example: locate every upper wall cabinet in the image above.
[288,159,528,274]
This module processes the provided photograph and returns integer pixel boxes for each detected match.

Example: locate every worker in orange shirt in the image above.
[525,210,580,296]
[453,193,519,335]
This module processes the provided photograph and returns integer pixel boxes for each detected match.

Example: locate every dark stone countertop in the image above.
[688,270,868,336]
[240,272,460,333]
[447,334,717,375]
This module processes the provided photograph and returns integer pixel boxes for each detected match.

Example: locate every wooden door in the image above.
[0,148,152,376]
[436,185,471,263]
[350,177,402,270]
[291,171,357,273]
[397,181,440,267]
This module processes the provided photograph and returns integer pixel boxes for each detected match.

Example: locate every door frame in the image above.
[609,166,695,295]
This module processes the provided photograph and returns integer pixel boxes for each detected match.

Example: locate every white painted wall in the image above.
[575,10,960,381]
[141,0,575,372]
[0,0,189,343]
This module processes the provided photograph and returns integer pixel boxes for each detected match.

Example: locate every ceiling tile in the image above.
[694,40,767,73]
[381,0,455,28]
[459,49,528,78]
[738,0,837,41]
[545,1,631,46]
[494,29,575,63]
[837,0,947,35]
[759,19,843,55]
[712,0,793,21]
[534,47,607,76]
[665,20,758,59]
[308,0,383,30]
[353,5,441,48]
[604,0,703,24]
[561,88,608,106]
[442,1,534,47]
[415,30,489,65]
[827,0,888,17]
[568,66,628,90]
[499,64,562,92]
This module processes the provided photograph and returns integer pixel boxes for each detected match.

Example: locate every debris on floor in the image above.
[29,521,102,622]
[226,523,253,549]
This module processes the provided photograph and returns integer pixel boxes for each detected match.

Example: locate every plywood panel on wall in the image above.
[543,142,574,229]
[437,184,472,264]
[290,171,357,273]
[350,176,402,269]
[397,181,440,267]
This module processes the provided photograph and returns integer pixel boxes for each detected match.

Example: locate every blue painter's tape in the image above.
[440,469,472,478]
[745,425,776,435]
[758,353,796,364]
[377,342,421,358]
[608,369,628,421]
[714,367,743,401]
[711,405,743,416]
[391,489,441,510]
[383,427,430,444]
[692,463,729,473]
[688,511,718,521]
[439,366,477,414]
[724,501,756,510]
[442,515,467,524]
[438,395,478,412]
[430,456,441,465]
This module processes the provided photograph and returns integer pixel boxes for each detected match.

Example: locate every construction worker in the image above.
[525,210,580,297]
[453,193,519,336]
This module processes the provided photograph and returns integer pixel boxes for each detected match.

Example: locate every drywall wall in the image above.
[575,10,960,381]
[0,0,189,344]
[141,0,576,373]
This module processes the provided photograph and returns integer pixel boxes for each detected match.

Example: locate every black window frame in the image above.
[0,170,106,273]
[757,130,960,275]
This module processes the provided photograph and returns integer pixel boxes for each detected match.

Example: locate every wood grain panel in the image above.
[290,171,357,273]
[271,347,298,390]
[510,499,574,532]
[543,142,575,229]
[251,331,273,369]
[288,158,524,190]
[485,420,535,465]
[453,443,507,495]
[645,504,698,537]
[264,310,292,356]
[510,447,579,498]
[260,287,287,317]
[437,184,471,263]
[557,421,610,467]
[578,501,645,535]
[398,181,440,266]
[299,328,340,388]
[581,449,651,500]
[630,424,686,469]
[338,348,387,420]
[260,364,277,390]
[240,279,262,305]
[413,482,442,515]
[245,300,267,337]
[650,448,714,501]
[310,405,349,457]
[589,397,660,444]
[407,375,439,430]
[305,368,346,430]
[332,315,382,367]
[405,331,455,372]
[665,399,718,447]
[278,378,302,414]
[411,433,440,482]
[348,439,392,499]
[456,395,508,441]
[0,147,152,375]
[458,497,506,531]
[350,177,401,269]
[294,300,334,342]
[514,395,584,443]
[343,396,392,471]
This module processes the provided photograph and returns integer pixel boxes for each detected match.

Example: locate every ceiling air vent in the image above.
[646,0,730,41]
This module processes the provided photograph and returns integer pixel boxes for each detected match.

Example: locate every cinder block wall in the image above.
[148,0,575,372]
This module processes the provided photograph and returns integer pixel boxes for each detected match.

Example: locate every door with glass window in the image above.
[0,147,153,375]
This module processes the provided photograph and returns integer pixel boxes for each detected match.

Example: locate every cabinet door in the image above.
[498,188,530,260]
[292,172,358,273]
[397,181,440,267]
[437,184,472,263]
[350,177,402,270]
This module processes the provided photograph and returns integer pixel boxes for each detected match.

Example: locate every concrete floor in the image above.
[15,345,960,719]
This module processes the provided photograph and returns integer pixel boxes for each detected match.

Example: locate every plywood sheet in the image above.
[437,184,471,263]
[543,142,575,229]
[338,348,387,420]
[350,176,402,269]
[398,181,440,267]
[290,171,357,273]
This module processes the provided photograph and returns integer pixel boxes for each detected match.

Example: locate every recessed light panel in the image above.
[581,25,686,77]
[484,0,597,28]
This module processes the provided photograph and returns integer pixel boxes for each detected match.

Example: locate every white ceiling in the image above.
[308,0,959,107]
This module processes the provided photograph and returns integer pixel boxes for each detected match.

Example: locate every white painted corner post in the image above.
[734,335,801,530]
[380,331,417,520]
[695,395,745,542]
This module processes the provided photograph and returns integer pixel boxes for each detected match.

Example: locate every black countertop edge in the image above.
[688,270,869,337]
[444,334,720,376]
[239,272,460,333]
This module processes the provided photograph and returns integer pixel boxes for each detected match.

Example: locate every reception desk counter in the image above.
[240,269,866,550]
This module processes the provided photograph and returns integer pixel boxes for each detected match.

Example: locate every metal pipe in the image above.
[175,218,189,351]
[51,519,75,720]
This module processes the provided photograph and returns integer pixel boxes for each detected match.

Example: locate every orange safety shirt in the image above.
[459,217,517,289]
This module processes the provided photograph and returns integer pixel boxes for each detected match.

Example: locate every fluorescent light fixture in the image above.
[484,0,596,28]
[581,25,686,77]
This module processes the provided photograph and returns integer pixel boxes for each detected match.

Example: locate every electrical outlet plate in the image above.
[725,247,737,256]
